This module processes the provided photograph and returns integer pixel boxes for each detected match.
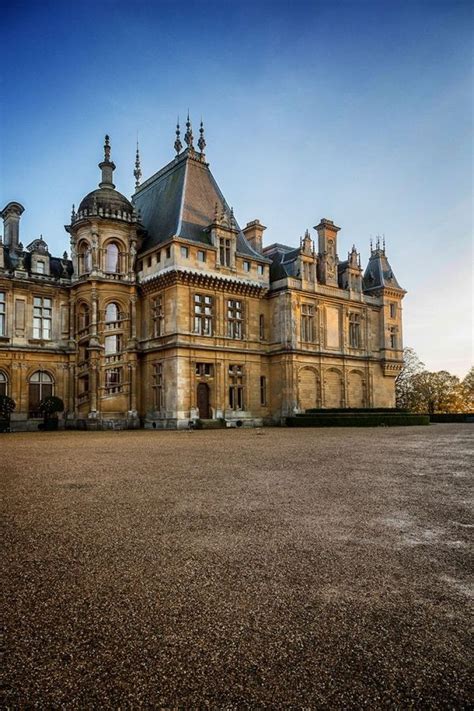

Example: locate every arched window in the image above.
[105,243,120,273]
[0,371,8,396]
[29,371,54,417]
[77,303,90,331]
[78,242,91,274]
[105,302,119,323]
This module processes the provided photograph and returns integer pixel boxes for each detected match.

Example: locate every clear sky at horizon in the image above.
[1,0,472,376]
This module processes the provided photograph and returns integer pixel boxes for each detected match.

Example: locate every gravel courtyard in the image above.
[1,424,472,709]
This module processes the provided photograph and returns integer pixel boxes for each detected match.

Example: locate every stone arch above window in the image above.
[105,302,120,323]
[77,240,91,274]
[29,370,54,417]
[0,370,8,396]
[105,241,121,273]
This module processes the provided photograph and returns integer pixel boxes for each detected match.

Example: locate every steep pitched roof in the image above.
[263,243,301,281]
[133,149,265,260]
[363,249,404,292]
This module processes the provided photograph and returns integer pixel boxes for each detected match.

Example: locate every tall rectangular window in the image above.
[219,237,231,267]
[152,295,164,337]
[390,303,397,319]
[153,363,164,410]
[0,292,5,336]
[194,294,213,335]
[105,367,121,393]
[227,299,243,339]
[390,327,398,349]
[349,313,361,348]
[260,376,267,406]
[197,250,206,262]
[33,296,52,339]
[259,314,265,340]
[180,246,189,258]
[229,364,244,410]
[301,304,314,343]
[104,334,122,354]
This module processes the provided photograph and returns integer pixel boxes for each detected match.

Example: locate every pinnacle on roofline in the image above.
[134,140,142,190]
[174,112,206,158]
[99,134,116,189]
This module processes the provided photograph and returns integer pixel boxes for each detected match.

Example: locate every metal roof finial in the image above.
[134,140,142,190]
[184,111,194,149]
[104,134,111,162]
[198,118,206,154]
[174,117,182,155]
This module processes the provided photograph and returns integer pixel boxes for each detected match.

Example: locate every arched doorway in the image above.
[197,382,210,419]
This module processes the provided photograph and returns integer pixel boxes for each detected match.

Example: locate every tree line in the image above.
[396,348,473,414]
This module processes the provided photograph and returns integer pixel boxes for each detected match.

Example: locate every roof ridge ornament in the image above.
[174,117,183,155]
[104,134,111,162]
[184,112,194,150]
[134,140,142,190]
[198,119,206,154]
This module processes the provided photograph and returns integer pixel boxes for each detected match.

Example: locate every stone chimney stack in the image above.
[314,218,340,287]
[1,202,25,249]
[243,219,266,253]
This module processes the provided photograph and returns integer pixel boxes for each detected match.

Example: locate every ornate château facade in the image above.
[0,121,405,430]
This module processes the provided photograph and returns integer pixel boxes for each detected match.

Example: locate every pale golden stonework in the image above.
[0,129,405,430]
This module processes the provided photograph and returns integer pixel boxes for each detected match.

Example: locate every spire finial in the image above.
[370,237,373,253]
[382,234,386,252]
[184,111,194,149]
[99,134,116,189]
[134,140,142,190]
[198,119,206,154]
[71,204,76,220]
[104,134,111,162]
[174,117,182,155]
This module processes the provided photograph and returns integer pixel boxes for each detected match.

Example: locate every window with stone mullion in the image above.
[301,304,314,343]
[349,313,361,348]
[227,299,243,339]
[228,364,244,410]
[194,294,213,336]
[33,296,52,339]
[0,292,5,336]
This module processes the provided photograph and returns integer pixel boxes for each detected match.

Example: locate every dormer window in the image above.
[36,260,45,274]
[219,237,231,267]
[257,265,264,276]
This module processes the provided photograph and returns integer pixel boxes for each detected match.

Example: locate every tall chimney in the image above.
[243,219,266,253]
[1,202,25,249]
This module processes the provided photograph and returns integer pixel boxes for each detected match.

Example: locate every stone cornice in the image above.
[139,266,267,297]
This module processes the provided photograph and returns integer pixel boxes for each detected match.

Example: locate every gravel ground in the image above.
[1,424,473,709]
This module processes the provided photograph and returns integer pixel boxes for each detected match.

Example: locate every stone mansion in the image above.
[0,121,405,430]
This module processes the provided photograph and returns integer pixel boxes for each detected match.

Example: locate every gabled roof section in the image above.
[263,243,301,281]
[363,248,404,292]
[133,148,265,259]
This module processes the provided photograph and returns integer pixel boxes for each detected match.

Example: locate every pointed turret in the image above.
[363,238,404,293]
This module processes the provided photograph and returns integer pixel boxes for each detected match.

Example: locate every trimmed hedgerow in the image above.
[429,413,474,423]
[287,413,430,427]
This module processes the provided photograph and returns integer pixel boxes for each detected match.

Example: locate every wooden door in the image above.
[197,382,210,419]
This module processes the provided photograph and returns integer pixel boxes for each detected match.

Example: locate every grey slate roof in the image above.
[263,243,301,281]
[133,149,267,260]
[2,247,73,279]
[363,249,404,292]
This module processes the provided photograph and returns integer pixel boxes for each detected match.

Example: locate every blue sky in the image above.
[1,0,472,376]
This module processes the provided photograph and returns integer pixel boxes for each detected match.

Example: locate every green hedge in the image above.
[305,407,409,414]
[429,413,474,423]
[287,413,430,427]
